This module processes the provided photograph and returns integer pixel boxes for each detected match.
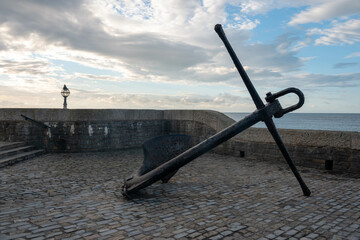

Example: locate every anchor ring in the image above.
[265,87,305,118]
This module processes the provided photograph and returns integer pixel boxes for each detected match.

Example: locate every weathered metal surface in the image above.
[130,134,192,184]
[122,24,311,197]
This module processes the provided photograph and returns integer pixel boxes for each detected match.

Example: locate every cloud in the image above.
[0,0,307,86]
[0,70,358,112]
[333,62,358,69]
[227,16,260,30]
[0,1,209,75]
[346,52,360,58]
[237,71,360,91]
[0,1,358,113]
[0,82,253,111]
[289,0,360,25]
[235,0,310,15]
[0,59,58,76]
[307,19,360,45]
[94,91,254,111]
[0,85,62,108]
[285,72,360,88]
[0,0,228,88]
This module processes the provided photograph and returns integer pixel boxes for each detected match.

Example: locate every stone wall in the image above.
[163,110,360,173]
[0,109,165,152]
[0,108,359,172]
[215,129,360,173]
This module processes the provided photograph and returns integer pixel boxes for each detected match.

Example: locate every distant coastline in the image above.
[224,112,360,132]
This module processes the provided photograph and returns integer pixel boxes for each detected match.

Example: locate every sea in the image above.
[223,113,360,132]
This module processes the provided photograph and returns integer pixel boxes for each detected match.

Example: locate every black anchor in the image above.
[122,24,311,197]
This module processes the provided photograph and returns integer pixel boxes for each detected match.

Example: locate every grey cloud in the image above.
[0,0,306,86]
[289,0,360,25]
[0,84,60,108]
[229,34,303,72]
[172,33,303,85]
[0,59,54,75]
[333,62,358,69]
[71,91,251,110]
[0,0,209,75]
[68,87,103,95]
[246,69,282,78]
[288,73,360,89]
[233,72,360,91]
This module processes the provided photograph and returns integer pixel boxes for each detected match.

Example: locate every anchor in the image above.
[122,24,311,197]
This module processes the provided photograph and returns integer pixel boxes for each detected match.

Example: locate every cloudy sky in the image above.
[0,0,359,113]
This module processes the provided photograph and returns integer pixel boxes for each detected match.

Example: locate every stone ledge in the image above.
[0,108,164,121]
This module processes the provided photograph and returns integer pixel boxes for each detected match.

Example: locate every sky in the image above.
[0,0,359,113]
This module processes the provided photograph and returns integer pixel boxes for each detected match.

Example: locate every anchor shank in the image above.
[123,102,281,195]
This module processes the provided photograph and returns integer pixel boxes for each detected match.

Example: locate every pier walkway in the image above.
[1,149,359,239]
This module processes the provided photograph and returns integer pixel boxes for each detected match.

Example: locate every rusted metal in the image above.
[122,24,311,197]
[127,134,192,185]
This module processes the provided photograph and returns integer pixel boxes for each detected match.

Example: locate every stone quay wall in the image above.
[164,110,360,173]
[0,109,165,152]
[0,108,359,173]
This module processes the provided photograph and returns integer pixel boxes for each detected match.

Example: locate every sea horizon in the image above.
[223,112,360,132]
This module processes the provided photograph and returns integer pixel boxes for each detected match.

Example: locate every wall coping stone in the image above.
[0,108,164,121]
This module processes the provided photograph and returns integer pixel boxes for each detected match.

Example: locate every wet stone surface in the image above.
[0,149,359,240]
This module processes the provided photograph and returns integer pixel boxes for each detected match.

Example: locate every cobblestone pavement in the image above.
[1,149,359,240]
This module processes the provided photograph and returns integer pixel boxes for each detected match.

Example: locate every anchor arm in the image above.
[264,89,310,196]
[264,118,311,196]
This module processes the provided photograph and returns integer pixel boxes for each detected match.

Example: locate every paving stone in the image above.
[0,150,359,239]
[306,233,319,239]
[174,232,188,239]
[31,237,45,240]
[46,231,63,238]
[143,226,157,232]
[2,232,29,240]
[285,229,298,236]
[210,234,224,240]
[99,229,118,236]
[128,230,142,237]
[274,230,284,236]
[295,225,306,231]
[32,224,62,233]
[266,233,276,239]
